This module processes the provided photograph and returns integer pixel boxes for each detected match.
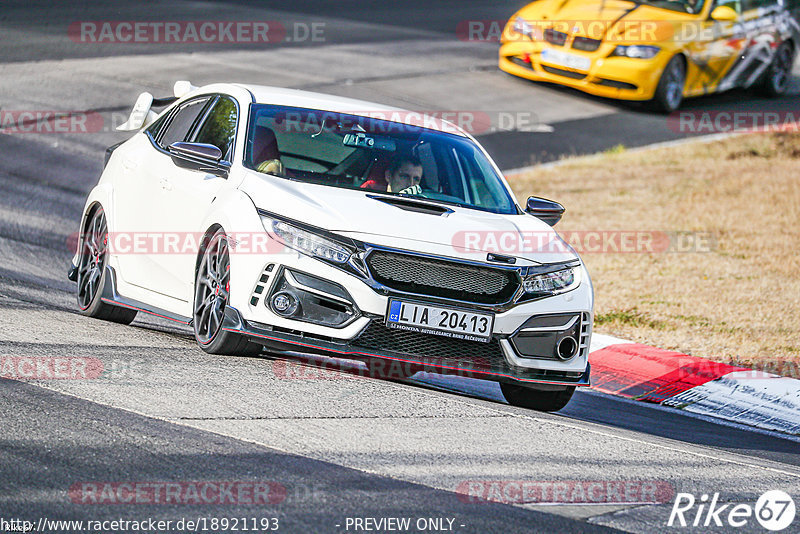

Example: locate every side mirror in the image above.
[710,5,738,21]
[168,142,229,177]
[525,196,565,226]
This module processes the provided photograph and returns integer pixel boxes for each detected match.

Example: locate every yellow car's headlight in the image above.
[513,16,536,40]
[611,45,661,59]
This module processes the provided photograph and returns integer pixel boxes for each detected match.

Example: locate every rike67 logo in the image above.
[668,490,796,531]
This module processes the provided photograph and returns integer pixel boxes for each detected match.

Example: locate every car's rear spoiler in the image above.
[117,80,197,131]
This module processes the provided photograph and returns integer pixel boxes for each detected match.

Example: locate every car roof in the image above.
[230,83,469,137]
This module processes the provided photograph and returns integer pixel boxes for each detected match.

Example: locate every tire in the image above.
[650,55,686,113]
[757,41,793,97]
[500,382,576,412]
[76,207,137,324]
[193,228,262,356]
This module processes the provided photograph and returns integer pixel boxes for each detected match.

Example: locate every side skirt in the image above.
[97,264,192,325]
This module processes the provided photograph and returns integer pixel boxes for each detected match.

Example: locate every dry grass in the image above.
[508,131,800,377]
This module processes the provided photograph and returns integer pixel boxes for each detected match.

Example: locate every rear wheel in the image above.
[500,383,575,412]
[650,55,686,113]
[193,229,262,355]
[76,207,137,324]
[757,41,793,97]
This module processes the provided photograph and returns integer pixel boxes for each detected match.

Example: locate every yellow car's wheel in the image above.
[651,55,686,113]
[758,41,793,97]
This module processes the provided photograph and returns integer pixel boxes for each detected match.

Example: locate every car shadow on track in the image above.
[246,347,800,468]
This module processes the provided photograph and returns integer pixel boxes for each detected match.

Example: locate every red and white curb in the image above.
[589,334,800,436]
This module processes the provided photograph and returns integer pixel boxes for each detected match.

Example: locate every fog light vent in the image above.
[266,267,359,327]
[249,263,276,307]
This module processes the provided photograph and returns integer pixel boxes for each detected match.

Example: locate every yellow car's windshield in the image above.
[635,0,707,14]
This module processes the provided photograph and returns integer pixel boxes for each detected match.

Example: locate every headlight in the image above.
[263,217,352,264]
[521,266,581,298]
[513,16,536,39]
[610,45,660,59]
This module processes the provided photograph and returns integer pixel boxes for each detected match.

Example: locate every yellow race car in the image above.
[499,0,797,111]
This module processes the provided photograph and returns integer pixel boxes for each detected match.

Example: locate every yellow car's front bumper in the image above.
[499,40,670,102]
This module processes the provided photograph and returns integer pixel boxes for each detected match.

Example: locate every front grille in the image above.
[572,36,601,51]
[544,29,567,46]
[353,321,505,371]
[366,251,519,305]
[541,65,586,80]
[510,56,534,70]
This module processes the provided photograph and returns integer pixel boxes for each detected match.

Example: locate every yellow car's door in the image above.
[684,0,744,95]
[722,0,791,90]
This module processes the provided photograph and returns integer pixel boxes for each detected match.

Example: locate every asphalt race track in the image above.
[1,2,799,533]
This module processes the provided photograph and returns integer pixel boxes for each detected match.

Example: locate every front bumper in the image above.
[229,244,593,387]
[221,305,591,387]
[499,40,668,101]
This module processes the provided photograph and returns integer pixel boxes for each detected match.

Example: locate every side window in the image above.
[158,97,210,149]
[713,0,742,12]
[144,112,169,139]
[741,0,776,9]
[192,96,238,162]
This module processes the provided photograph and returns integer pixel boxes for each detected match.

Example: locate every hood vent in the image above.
[367,195,453,216]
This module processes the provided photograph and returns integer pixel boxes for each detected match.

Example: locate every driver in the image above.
[363,154,423,194]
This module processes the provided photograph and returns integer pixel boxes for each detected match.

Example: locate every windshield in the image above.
[244,105,518,215]
[635,0,706,14]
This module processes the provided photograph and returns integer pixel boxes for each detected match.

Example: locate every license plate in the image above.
[541,49,591,72]
[385,299,494,343]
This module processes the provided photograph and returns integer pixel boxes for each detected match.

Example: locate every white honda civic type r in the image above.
[70,81,594,411]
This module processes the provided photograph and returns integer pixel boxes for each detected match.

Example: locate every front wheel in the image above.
[650,55,686,113]
[193,229,262,356]
[500,383,576,412]
[757,42,793,97]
